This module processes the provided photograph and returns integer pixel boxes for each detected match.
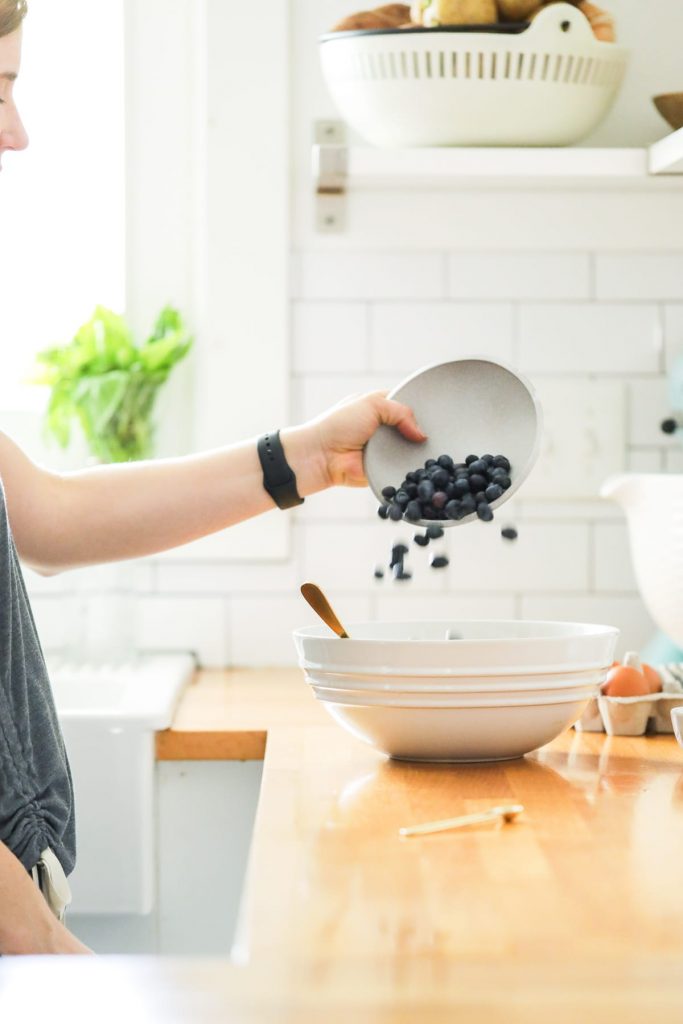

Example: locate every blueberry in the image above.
[496,474,512,491]
[373,567,384,579]
[405,471,420,483]
[485,483,503,502]
[422,506,436,520]
[481,454,494,465]
[460,494,476,514]
[395,490,410,507]
[426,524,444,540]
[469,473,487,492]
[404,482,418,498]
[661,418,678,435]
[469,459,488,475]
[474,491,486,504]
[392,543,409,560]
[453,478,471,498]
[405,500,422,522]
[392,564,412,581]
[414,532,430,547]
[501,526,518,541]
[417,480,435,502]
[445,482,457,499]
[493,455,511,471]
[432,491,448,510]
[381,485,396,500]
[430,555,449,569]
[453,463,468,474]
[445,500,461,520]
[388,503,403,522]
[476,502,494,522]
[378,504,389,520]
[465,455,478,466]
[425,458,437,469]
[437,454,454,470]
[432,468,450,489]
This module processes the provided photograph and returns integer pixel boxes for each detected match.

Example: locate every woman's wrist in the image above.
[279,425,331,498]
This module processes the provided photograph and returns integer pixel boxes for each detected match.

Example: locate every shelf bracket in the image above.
[313,121,348,234]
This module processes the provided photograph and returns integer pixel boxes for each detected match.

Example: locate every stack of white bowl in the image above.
[293,620,618,763]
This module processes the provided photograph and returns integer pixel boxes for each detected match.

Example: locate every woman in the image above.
[0,0,425,954]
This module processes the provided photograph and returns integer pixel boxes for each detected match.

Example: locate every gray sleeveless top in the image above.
[0,476,75,874]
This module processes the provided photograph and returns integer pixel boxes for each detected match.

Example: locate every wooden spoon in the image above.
[300,583,350,639]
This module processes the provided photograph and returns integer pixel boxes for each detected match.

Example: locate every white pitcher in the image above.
[601,474,683,647]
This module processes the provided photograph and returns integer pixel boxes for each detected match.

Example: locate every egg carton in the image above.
[575,664,683,737]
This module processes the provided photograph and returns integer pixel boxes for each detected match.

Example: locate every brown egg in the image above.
[372,3,412,26]
[602,653,651,698]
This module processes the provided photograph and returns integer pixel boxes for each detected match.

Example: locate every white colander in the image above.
[319,3,629,147]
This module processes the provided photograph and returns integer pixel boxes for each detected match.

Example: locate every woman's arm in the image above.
[0,391,426,573]
[0,840,91,955]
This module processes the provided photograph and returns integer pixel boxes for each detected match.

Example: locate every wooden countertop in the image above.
[4,668,683,1021]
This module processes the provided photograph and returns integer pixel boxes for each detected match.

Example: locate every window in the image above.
[0,0,124,413]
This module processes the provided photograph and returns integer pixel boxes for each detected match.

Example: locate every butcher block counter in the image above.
[3,667,683,1022]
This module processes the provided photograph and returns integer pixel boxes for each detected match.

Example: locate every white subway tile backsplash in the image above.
[627,377,679,447]
[375,593,516,622]
[519,304,661,374]
[301,522,449,593]
[664,305,683,374]
[593,522,638,593]
[444,522,589,593]
[666,449,683,473]
[155,559,299,595]
[134,596,229,667]
[370,303,514,371]
[292,302,368,374]
[448,253,591,300]
[295,486,378,522]
[520,594,656,659]
[522,378,626,499]
[295,251,445,300]
[627,448,664,472]
[296,374,391,421]
[596,254,683,300]
[229,594,372,666]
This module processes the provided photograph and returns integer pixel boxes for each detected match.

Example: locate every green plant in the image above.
[35,305,193,463]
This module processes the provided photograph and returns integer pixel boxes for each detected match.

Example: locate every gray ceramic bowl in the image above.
[364,357,542,528]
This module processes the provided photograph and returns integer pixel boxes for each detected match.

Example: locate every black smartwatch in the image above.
[257,430,304,510]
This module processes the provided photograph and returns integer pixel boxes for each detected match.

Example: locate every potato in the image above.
[497,0,541,20]
[410,0,431,24]
[422,0,497,26]
[577,0,615,41]
[331,10,396,31]
[372,4,412,25]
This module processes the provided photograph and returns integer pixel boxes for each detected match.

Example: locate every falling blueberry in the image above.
[426,525,444,540]
[476,502,494,522]
[388,503,403,522]
[378,504,389,520]
[661,418,678,435]
[374,566,385,579]
[381,486,396,500]
[501,526,518,541]
[414,532,430,547]
[430,555,449,569]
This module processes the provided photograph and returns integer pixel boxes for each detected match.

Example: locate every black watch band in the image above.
[257,431,304,510]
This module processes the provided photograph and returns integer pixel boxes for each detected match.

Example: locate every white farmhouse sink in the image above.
[47,653,195,915]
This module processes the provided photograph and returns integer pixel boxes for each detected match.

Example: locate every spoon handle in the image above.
[300,583,349,639]
[399,804,524,837]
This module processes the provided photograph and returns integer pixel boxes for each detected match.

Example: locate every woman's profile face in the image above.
[0,27,29,168]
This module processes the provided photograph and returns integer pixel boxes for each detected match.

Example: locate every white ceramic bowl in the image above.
[304,666,606,693]
[311,685,599,708]
[294,620,619,677]
[322,698,591,763]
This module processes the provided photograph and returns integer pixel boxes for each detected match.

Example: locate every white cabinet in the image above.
[68,759,263,955]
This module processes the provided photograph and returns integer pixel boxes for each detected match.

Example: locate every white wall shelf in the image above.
[313,129,683,230]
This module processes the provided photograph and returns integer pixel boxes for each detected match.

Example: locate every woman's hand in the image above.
[285,391,427,491]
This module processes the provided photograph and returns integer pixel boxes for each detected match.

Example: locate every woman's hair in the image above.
[0,1,27,39]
